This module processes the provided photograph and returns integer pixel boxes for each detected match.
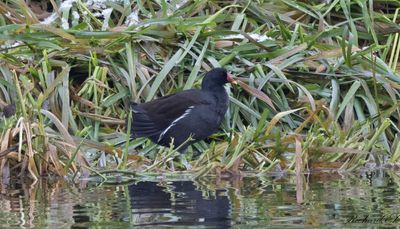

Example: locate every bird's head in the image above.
[202,68,236,90]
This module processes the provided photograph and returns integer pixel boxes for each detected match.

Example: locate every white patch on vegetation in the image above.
[176,0,189,9]
[60,0,76,11]
[222,33,273,42]
[93,12,102,17]
[0,41,22,50]
[61,18,69,29]
[85,0,124,10]
[85,0,106,9]
[41,13,58,25]
[0,41,33,60]
[72,11,80,20]
[125,10,139,26]
[59,0,77,29]
[72,11,80,26]
[101,8,113,30]
[40,0,127,29]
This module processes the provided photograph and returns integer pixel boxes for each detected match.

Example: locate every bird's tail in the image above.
[127,101,160,138]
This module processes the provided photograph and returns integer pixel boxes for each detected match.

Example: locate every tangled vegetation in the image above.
[1,0,400,181]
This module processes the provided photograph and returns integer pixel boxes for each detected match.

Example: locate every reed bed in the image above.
[1,0,400,181]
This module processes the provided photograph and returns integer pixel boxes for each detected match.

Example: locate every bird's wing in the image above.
[129,90,211,138]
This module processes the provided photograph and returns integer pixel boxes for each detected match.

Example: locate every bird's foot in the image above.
[216,156,242,178]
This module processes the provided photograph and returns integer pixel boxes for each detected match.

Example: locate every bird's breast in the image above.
[209,91,229,124]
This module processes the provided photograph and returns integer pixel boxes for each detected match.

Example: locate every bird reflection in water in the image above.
[129,181,231,228]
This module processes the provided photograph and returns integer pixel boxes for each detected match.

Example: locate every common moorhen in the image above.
[128,68,234,152]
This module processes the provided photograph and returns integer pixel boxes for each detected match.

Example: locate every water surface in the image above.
[1,170,399,228]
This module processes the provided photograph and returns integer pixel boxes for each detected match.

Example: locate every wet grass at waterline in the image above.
[1,0,400,181]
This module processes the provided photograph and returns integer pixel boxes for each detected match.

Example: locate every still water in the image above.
[1,170,400,228]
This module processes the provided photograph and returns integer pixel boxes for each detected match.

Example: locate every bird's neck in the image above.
[202,85,228,103]
[201,83,225,93]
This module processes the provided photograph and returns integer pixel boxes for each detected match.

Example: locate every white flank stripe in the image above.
[158,106,194,143]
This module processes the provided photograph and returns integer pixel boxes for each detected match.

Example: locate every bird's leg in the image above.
[215,156,242,178]
[231,156,241,176]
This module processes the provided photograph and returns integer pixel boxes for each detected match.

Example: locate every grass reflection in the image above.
[1,171,400,228]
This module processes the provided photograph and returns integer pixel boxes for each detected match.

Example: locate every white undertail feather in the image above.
[157,106,194,143]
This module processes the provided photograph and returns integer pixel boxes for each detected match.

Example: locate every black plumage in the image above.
[128,68,234,152]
